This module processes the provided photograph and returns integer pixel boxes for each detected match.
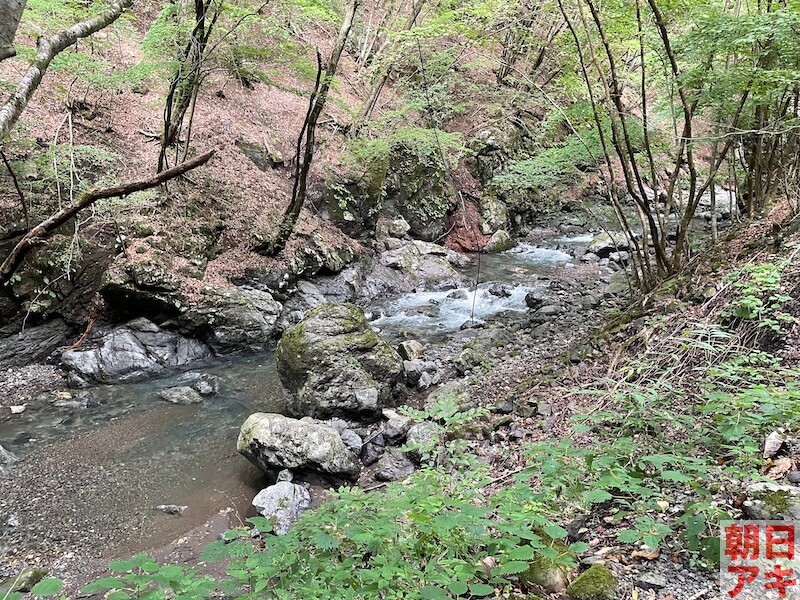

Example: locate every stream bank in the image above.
[0,228,623,588]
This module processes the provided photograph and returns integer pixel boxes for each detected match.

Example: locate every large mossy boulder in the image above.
[276,303,403,420]
[314,156,388,236]
[478,194,508,234]
[383,141,457,242]
[237,413,360,479]
[483,229,513,253]
[567,565,617,600]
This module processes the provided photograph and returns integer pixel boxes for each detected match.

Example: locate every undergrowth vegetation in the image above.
[9,249,797,599]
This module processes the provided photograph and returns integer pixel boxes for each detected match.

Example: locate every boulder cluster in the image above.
[237,301,441,535]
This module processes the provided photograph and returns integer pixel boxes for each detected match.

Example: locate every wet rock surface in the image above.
[158,386,204,405]
[61,318,210,384]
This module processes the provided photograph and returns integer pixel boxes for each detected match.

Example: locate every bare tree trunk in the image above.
[1,150,215,283]
[351,0,425,136]
[557,0,646,288]
[0,0,26,61]
[158,0,220,172]
[259,0,359,255]
[0,0,132,140]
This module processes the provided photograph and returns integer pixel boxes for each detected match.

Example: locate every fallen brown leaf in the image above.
[631,547,660,560]
[764,456,793,479]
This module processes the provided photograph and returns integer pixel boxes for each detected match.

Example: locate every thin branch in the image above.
[0,148,28,229]
[0,150,215,283]
[0,0,133,140]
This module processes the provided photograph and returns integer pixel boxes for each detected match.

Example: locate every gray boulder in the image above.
[189,372,222,396]
[397,340,425,361]
[339,429,364,454]
[276,280,328,332]
[360,433,386,466]
[587,232,629,258]
[252,481,312,535]
[0,444,17,477]
[382,409,415,444]
[238,413,360,478]
[374,450,415,482]
[525,290,547,309]
[158,385,204,405]
[376,216,411,239]
[453,325,512,374]
[182,287,282,353]
[405,421,442,463]
[0,320,68,369]
[536,304,563,317]
[487,283,511,298]
[403,359,424,386]
[276,303,403,420]
[424,380,473,412]
[743,482,800,520]
[357,241,463,302]
[61,319,210,384]
[483,229,513,253]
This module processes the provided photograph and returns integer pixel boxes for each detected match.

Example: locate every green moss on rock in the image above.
[276,303,403,419]
[519,536,574,594]
[567,565,617,600]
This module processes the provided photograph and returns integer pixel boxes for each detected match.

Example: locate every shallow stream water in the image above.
[370,243,576,343]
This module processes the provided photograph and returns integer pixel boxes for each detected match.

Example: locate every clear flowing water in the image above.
[1,354,285,460]
[370,242,575,343]
[0,238,583,556]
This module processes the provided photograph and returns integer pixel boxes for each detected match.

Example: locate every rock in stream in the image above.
[237,413,360,479]
[276,303,403,420]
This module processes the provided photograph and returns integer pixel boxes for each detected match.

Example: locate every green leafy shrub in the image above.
[722,259,797,333]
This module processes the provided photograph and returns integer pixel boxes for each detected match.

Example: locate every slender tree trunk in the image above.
[0,0,27,62]
[0,0,132,140]
[351,0,425,136]
[260,0,359,255]
[557,0,646,288]
[158,0,220,172]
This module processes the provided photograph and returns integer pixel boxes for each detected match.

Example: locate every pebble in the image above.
[635,572,668,591]
[154,504,188,516]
